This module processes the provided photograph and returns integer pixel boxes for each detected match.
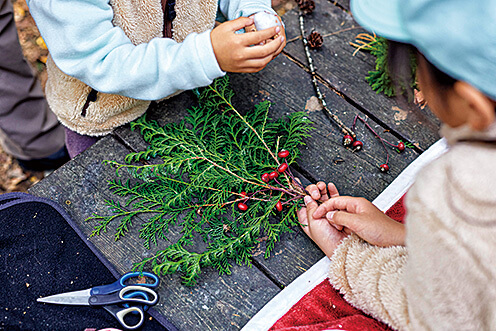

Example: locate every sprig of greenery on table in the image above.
[87,76,313,285]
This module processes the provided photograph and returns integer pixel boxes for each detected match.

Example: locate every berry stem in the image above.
[285,165,311,196]
[283,194,305,205]
[354,115,390,166]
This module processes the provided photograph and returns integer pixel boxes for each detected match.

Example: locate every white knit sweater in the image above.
[329,123,496,330]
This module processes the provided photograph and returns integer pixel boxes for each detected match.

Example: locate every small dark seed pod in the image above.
[297,0,315,14]
[307,31,323,49]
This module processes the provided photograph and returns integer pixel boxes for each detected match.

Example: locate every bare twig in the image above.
[298,13,356,138]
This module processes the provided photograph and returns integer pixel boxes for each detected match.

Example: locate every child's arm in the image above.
[313,195,406,247]
[300,182,405,254]
[27,0,224,100]
[298,184,409,330]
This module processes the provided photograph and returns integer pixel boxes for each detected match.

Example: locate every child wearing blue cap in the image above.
[26,0,285,157]
[298,0,496,329]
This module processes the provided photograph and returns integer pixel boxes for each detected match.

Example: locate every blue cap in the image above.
[351,0,496,100]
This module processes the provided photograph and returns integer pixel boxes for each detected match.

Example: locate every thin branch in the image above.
[298,13,356,138]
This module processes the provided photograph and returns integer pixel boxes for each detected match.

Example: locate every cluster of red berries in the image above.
[342,116,408,173]
[237,150,290,212]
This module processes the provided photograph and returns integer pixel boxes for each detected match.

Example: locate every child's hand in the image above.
[250,12,286,59]
[313,195,406,247]
[298,194,347,258]
[211,17,285,73]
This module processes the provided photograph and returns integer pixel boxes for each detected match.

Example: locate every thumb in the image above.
[224,16,255,31]
[326,210,358,232]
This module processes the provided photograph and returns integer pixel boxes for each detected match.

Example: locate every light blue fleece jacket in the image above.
[26,0,275,101]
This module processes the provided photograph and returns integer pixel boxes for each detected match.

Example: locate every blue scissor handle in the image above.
[91,272,159,295]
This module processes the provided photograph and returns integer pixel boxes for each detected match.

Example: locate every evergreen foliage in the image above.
[351,34,417,97]
[87,76,313,285]
[365,36,395,96]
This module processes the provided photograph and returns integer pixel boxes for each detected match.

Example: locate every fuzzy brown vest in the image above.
[45,0,218,136]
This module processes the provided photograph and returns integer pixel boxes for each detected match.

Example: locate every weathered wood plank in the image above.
[281,0,440,150]
[29,136,281,330]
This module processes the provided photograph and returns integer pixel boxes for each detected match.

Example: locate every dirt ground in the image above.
[1,0,48,194]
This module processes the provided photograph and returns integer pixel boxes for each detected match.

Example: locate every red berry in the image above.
[277,163,288,173]
[238,202,248,211]
[379,164,390,172]
[241,191,247,197]
[261,173,270,183]
[352,140,363,151]
[343,135,353,147]
[275,201,283,212]
[269,171,279,180]
[278,150,290,158]
[397,142,405,152]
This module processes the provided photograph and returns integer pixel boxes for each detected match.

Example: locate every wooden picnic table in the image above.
[29,0,440,329]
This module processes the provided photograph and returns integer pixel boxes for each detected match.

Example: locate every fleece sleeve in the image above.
[26,0,224,100]
[329,234,410,331]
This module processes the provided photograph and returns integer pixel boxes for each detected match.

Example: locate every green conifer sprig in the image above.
[351,34,417,97]
[87,76,313,285]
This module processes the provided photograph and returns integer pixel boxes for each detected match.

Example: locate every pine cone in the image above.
[307,31,323,48]
[297,0,315,14]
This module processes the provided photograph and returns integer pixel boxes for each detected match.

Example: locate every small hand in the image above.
[211,17,285,73]
[313,196,406,247]
[297,194,347,258]
[250,14,286,58]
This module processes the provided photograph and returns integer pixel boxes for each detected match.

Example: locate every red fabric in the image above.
[384,195,406,224]
[270,195,406,331]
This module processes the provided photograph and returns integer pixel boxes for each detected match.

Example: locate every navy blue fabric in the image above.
[0,192,177,331]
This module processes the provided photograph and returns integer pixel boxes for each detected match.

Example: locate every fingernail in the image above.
[280,36,285,43]
[311,191,319,199]
[304,196,312,205]
[326,211,336,220]
[276,26,280,33]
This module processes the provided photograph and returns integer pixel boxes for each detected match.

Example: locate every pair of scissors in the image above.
[37,272,160,330]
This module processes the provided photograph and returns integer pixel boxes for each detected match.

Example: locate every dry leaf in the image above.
[392,106,408,122]
[305,96,323,112]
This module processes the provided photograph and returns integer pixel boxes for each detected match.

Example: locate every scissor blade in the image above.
[37,288,91,305]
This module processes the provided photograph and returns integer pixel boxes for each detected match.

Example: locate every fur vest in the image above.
[45,0,218,136]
